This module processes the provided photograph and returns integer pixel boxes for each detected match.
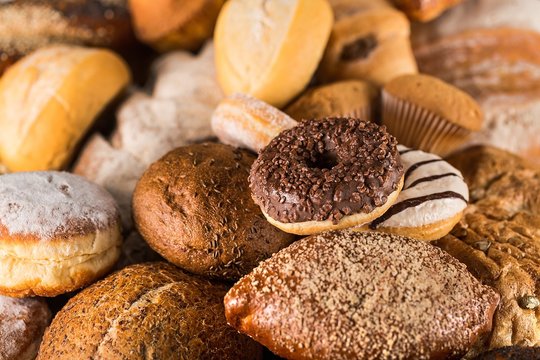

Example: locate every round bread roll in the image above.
[0,171,122,297]
[214,0,333,108]
[37,262,262,360]
[285,80,378,122]
[0,0,133,75]
[129,0,225,52]
[318,6,417,87]
[0,296,51,360]
[225,230,500,360]
[132,143,295,280]
[0,45,130,172]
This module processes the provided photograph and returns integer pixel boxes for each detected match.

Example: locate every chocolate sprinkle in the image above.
[249,118,403,224]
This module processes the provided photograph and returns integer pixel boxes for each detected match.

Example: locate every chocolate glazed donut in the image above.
[249,117,404,235]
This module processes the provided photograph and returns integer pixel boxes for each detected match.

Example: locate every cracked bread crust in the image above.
[434,145,540,349]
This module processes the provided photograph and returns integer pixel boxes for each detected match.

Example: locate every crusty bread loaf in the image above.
[37,262,263,360]
[0,45,130,172]
[215,0,333,108]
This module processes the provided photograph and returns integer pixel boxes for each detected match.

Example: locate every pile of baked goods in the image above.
[0,0,539,359]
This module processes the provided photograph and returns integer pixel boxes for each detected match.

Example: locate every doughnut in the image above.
[211,93,298,153]
[0,0,133,75]
[224,230,500,360]
[0,45,130,172]
[214,0,333,107]
[285,80,378,122]
[129,0,225,52]
[366,145,469,241]
[0,296,51,360]
[132,143,295,280]
[249,117,404,235]
[318,6,417,87]
[37,262,262,359]
[0,171,122,297]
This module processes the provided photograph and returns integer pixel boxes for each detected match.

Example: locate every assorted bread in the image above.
[0,0,537,358]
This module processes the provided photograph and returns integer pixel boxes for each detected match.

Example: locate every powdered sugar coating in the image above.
[0,171,119,240]
[0,295,51,360]
[225,230,499,359]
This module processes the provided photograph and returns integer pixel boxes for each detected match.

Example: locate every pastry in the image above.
[0,45,130,172]
[318,6,417,87]
[0,171,122,297]
[391,0,464,22]
[225,230,500,360]
[37,262,263,359]
[73,134,146,232]
[381,74,483,156]
[132,143,295,280]
[0,0,133,75]
[434,145,540,349]
[111,92,215,166]
[214,0,333,107]
[129,0,225,52]
[474,347,540,360]
[285,80,378,122]
[211,93,298,153]
[0,296,51,360]
[249,117,404,235]
[367,145,468,241]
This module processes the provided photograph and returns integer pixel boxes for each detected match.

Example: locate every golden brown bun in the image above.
[225,230,499,359]
[434,145,540,349]
[215,0,333,108]
[263,177,404,235]
[37,262,263,360]
[0,45,130,172]
[392,0,464,22]
[0,172,122,297]
[0,296,51,360]
[285,80,378,122]
[129,0,225,52]
[211,93,298,153]
[318,6,417,87]
[0,0,134,75]
[132,143,295,280]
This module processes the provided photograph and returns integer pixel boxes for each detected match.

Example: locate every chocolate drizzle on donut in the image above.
[249,118,403,224]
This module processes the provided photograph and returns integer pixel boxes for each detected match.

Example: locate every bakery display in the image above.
[214,0,333,107]
[211,93,298,153]
[0,296,51,360]
[366,145,468,241]
[225,230,500,359]
[0,45,130,172]
[0,0,133,75]
[435,146,540,349]
[285,80,378,122]
[391,0,464,22]
[0,171,122,297]
[133,143,295,280]
[382,74,483,156]
[37,262,262,359]
[318,6,417,87]
[0,1,537,358]
[129,0,225,52]
[249,117,404,235]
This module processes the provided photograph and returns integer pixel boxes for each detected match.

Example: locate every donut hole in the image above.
[309,149,339,170]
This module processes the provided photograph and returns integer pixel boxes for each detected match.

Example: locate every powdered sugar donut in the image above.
[368,145,468,240]
[0,171,122,297]
[0,296,51,360]
[211,93,298,153]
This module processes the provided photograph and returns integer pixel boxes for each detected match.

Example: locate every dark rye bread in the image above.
[37,262,262,360]
[132,143,295,281]
[225,230,499,360]
[0,0,133,75]
[434,145,540,349]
